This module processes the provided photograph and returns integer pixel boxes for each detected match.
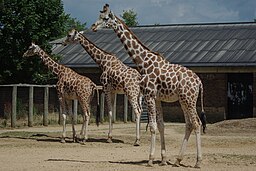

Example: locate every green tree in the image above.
[0,0,85,84]
[120,9,139,26]
[62,14,86,35]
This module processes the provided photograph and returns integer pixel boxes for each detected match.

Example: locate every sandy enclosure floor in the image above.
[0,118,256,171]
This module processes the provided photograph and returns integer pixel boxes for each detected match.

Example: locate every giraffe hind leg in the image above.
[194,115,202,168]
[174,122,193,167]
[155,100,167,166]
[79,99,90,144]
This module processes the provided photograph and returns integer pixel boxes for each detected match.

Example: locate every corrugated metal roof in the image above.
[51,22,256,68]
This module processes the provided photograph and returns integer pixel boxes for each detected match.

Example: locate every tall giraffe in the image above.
[91,4,205,168]
[23,43,99,144]
[63,29,143,146]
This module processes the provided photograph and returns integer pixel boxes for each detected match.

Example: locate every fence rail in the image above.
[0,84,146,128]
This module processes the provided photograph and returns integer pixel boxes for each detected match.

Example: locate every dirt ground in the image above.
[0,118,255,171]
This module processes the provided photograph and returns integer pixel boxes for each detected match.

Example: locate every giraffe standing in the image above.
[63,29,143,146]
[91,4,204,168]
[23,43,99,143]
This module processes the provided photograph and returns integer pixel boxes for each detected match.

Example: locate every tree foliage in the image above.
[120,9,139,26]
[62,14,86,34]
[0,0,86,84]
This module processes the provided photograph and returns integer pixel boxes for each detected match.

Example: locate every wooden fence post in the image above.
[11,86,17,128]
[100,92,105,122]
[28,86,34,127]
[124,95,128,123]
[43,87,49,126]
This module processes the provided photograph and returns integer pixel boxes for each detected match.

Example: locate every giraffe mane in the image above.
[115,15,160,56]
[79,32,121,60]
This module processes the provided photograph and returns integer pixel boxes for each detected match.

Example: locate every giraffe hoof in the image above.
[60,139,66,143]
[147,160,154,167]
[107,138,112,143]
[133,139,140,146]
[194,164,201,169]
[79,139,87,145]
[194,160,202,168]
[159,157,167,166]
[80,141,86,145]
[173,159,181,167]
[73,136,79,143]
[159,161,167,166]
[160,156,167,166]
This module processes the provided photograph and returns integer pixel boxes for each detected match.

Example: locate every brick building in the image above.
[51,22,256,123]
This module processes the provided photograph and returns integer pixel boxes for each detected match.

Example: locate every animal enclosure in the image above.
[0,84,144,128]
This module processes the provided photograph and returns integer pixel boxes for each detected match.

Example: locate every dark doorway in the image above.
[227,73,253,119]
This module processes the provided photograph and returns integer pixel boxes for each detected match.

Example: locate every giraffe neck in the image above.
[37,48,62,75]
[77,33,118,70]
[110,16,155,72]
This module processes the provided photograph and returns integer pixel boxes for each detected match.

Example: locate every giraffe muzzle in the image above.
[91,24,98,32]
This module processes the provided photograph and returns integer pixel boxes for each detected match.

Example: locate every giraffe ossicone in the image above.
[63,29,143,146]
[92,4,205,168]
[23,42,100,144]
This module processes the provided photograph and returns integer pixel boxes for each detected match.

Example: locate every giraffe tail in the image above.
[199,82,207,133]
[200,82,204,113]
[95,86,100,127]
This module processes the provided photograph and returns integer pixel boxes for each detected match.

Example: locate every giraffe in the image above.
[91,4,205,168]
[63,29,143,146]
[23,43,100,144]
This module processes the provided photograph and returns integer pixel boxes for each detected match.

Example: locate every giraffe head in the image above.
[62,29,84,46]
[23,42,40,57]
[91,4,117,32]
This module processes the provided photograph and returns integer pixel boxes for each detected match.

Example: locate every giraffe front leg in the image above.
[146,98,157,167]
[107,110,113,143]
[148,120,157,167]
[132,101,142,146]
[106,92,114,143]
[134,113,141,146]
[71,116,77,143]
[67,100,77,143]
[79,116,86,143]
[59,98,67,143]
[61,113,67,143]
[129,94,142,146]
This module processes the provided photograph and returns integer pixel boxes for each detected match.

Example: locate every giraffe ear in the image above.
[79,31,84,34]
[102,3,110,13]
